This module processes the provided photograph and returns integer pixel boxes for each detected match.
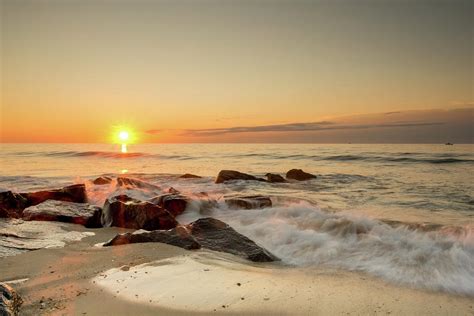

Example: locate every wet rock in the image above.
[0,191,28,218]
[22,200,102,228]
[179,173,202,179]
[285,169,316,181]
[0,283,23,316]
[116,177,160,190]
[215,170,265,184]
[104,226,200,250]
[149,194,188,217]
[92,176,113,185]
[105,218,278,262]
[188,218,278,262]
[22,184,87,207]
[101,195,177,230]
[225,195,272,209]
[265,173,287,183]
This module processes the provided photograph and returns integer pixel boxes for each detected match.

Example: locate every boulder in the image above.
[22,184,87,207]
[225,195,272,209]
[265,173,287,183]
[286,169,316,181]
[179,173,202,179]
[22,200,102,228]
[0,283,23,316]
[116,177,159,190]
[215,170,265,184]
[188,218,278,262]
[149,194,188,217]
[104,226,200,250]
[101,195,177,230]
[104,217,278,262]
[0,191,28,218]
[92,176,113,185]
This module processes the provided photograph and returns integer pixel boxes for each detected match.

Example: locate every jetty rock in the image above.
[0,191,28,218]
[265,173,287,183]
[286,169,317,181]
[179,173,202,179]
[0,283,23,316]
[149,193,188,217]
[22,184,87,207]
[22,200,102,228]
[105,217,278,263]
[225,195,272,209]
[101,195,177,230]
[92,176,113,185]
[215,170,266,184]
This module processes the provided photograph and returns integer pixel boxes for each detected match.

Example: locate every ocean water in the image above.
[1,143,473,295]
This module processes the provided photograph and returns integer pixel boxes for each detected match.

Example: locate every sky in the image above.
[1,0,473,143]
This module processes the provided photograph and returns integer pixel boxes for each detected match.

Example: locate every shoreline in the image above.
[1,224,473,315]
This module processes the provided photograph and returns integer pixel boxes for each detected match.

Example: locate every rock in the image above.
[0,191,28,218]
[225,195,272,209]
[179,173,202,179]
[188,218,278,262]
[92,176,113,185]
[285,169,316,181]
[22,184,87,207]
[104,226,200,250]
[101,195,177,230]
[22,200,102,228]
[265,173,287,183]
[166,187,180,194]
[149,194,188,217]
[116,177,159,190]
[0,283,23,316]
[104,217,278,262]
[215,170,265,184]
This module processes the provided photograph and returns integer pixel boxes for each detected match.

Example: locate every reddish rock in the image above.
[22,200,102,228]
[92,176,113,185]
[149,193,188,217]
[22,184,87,207]
[0,191,28,218]
[225,195,272,209]
[215,170,265,184]
[286,169,316,181]
[101,195,177,230]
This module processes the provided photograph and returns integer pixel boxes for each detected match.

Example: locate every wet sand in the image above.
[1,223,473,315]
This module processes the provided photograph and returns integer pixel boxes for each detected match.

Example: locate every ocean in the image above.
[1,143,473,295]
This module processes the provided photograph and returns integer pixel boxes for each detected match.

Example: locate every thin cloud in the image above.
[181,121,443,137]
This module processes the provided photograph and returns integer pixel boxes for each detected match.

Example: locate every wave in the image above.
[181,201,474,296]
[321,155,472,164]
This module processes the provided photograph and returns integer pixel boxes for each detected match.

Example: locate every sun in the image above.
[118,131,129,142]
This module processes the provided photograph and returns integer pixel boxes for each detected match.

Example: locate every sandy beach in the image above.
[1,222,473,316]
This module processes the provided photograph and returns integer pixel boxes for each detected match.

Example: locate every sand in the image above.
[1,223,473,315]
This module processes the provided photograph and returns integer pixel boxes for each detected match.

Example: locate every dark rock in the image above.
[149,194,188,217]
[167,187,180,194]
[188,218,278,262]
[22,200,102,228]
[0,283,23,316]
[92,176,113,185]
[104,226,200,250]
[105,217,278,262]
[101,195,177,230]
[215,170,265,184]
[265,173,287,183]
[225,195,272,209]
[0,191,28,218]
[179,173,202,179]
[285,169,316,181]
[22,184,87,207]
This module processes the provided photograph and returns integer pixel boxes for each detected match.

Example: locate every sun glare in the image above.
[119,131,129,142]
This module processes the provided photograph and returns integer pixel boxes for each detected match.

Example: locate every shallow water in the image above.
[1,143,473,295]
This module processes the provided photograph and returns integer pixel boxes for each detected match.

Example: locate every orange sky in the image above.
[1,0,473,143]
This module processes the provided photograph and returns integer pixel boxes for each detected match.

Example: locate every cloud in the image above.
[181,121,444,137]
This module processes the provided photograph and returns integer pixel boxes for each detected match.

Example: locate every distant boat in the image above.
[445,142,454,145]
